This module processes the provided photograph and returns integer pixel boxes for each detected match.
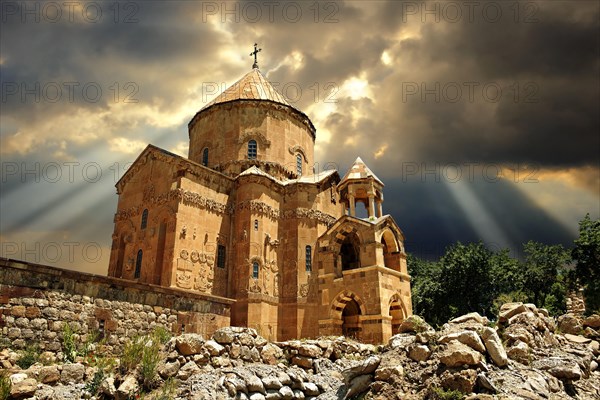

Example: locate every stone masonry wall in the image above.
[0,257,232,354]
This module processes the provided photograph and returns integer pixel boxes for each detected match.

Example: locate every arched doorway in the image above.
[389,295,406,334]
[342,299,362,339]
[340,233,361,271]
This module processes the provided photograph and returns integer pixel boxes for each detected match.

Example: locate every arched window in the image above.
[296,154,303,176]
[202,148,209,167]
[248,140,257,159]
[217,245,226,269]
[134,249,143,278]
[305,245,312,272]
[140,209,148,230]
[254,219,259,231]
[252,261,259,279]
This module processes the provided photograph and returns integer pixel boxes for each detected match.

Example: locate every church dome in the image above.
[187,66,316,179]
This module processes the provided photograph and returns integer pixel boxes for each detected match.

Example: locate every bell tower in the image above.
[338,157,385,219]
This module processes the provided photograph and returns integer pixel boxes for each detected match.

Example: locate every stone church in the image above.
[108,54,412,344]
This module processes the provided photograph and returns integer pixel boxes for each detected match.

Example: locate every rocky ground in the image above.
[1,303,599,399]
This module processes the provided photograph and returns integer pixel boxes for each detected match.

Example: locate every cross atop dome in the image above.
[250,43,262,69]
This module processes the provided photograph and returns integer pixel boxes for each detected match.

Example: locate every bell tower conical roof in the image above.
[340,157,384,187]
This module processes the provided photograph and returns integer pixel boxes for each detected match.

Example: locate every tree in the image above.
[572,214,600,313]
[522,241,570,310]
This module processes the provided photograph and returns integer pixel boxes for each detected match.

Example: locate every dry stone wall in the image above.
[0,258,232,354]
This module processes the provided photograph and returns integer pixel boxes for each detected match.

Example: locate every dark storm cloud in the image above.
[0,0,597,272]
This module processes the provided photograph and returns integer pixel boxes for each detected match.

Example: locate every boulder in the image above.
[298,344,322,358]
[262,376,283,390]
[344,374,372,400]
[534,357,583,381]
[584,314,600,329]
[100,376,117,398]
[38,365,60,384]
[481,327,508,367]
[158,360,180,379]
[204,339,225,356]
[506,340,530,365]
[499,302,527,323]
[450,312,488,325]
[439,330,486,353]
[564,333,591,344]
[439,342,483,367]
[177,360,201,380]
[408,344,431,362]
[261,343,283,365]
[398,315,431,333]
[557,314,583,335]
[374,365,403,381]
[300,382,320,396]
[175,333,205,355]
[388,334,415,350]
[117,374,139,399]
[60,362,85,384]
[342,356,381,383]
[10,377,37,398]
[213,327,237,344]
[440,369,478,394]
[291,356,313,369]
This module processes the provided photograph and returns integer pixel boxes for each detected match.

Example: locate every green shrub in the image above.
[121,334,145,373]
[431,387,465,400]
[152,326,172,345]
[0,373,11,400]
[16,344,39,369]
[155,377,176,399]
[62,323,78,362]
[140,339,161,390]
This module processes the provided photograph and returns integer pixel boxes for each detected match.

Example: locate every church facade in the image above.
[108,62,412,344]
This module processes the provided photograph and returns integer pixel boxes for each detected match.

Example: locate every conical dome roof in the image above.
[200,68,292,111]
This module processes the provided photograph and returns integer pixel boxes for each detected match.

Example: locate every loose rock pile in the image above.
[1,304,599,399]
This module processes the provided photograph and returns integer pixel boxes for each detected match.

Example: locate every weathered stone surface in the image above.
[261,343,284,365]
[342,356,381,383]
[60,363,85,384]
[177,360,201,380]
[507,340,530,365]
[388,334,415,350]
[440,369,477,394]
[449,312,488,325]
[439,342,483,367]
[499,302,527,322]
[100,376,117,398]
[398,315,431,334]
[584,314,600,329]
[344,374,372,400]
[481,327,508,367]
[10,377,37,398]
[408,344,431,362]
[175,334,205,355]
[38,365,60,384]
[291,356,313,369]
[557,314,583,335]
[279,385,294,400]
[158,360,180,379]
[564,333,591,344]
[298,344,322,358]
[204,339,224,356]
[262,376,283,390]
[117,374,139,399]
[439,330,486,353]
[374,365,403,381]
[213,327,236,344]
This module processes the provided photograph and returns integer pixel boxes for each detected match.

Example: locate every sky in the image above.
[1,0,599,275]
